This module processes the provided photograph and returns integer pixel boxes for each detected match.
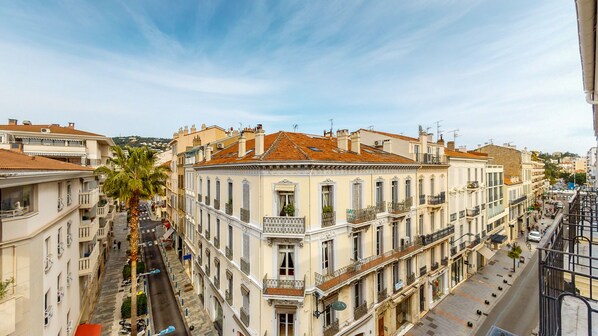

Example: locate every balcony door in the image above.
[322,240,334,275]
[278,245,295,281]
[277,191,295,217]
[278,312,295,336]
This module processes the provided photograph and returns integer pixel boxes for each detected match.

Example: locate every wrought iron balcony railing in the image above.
[509,195,526,205]
[322,211,335,227]
[419,265,427,277]
[388,197,412,215]
[263,216,305,234]
[431,262,439,271]
[240,208,250,223]
[214,236,220,249]
[441,257,448,266]
[214,276,220,289]
[419,226,454,246]
[323,318,339,336]
[377,288,388,302]
[214,199,220,210]
[375,202,386,213]
[406,272,416,285]
[225,246,233,260]
[354,301,368,320]
[240,307,250,326]
[346,206,376,224]
[262,274,305,296]
[466,207,480,218]
[468,235,481,249]
[428,192,446,205]
[205,196,210,206]
[225,289,232,305]
[419,194,426,205]
[416,153,445,164]
[450,212,457,222]
[240,257,250,275]
[225,202,233,215]
[467,181,479,189]
[459,210,466,218]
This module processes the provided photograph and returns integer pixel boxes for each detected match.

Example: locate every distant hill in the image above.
[112,136,170,152]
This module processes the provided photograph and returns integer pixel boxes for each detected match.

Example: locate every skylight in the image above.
[307,146,322,152]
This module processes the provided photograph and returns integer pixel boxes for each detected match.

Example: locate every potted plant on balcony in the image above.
[285,203,295,217]
[0,277,14,300]
[322,205,333,213]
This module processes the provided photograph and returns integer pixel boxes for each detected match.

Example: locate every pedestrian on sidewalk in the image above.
[117,241,121,250]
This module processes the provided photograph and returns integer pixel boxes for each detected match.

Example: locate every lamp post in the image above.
[509,224,514,242]
[313,292,346,318]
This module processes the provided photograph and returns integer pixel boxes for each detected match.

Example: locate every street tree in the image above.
[95,146,169,335]
[507,244,523,272]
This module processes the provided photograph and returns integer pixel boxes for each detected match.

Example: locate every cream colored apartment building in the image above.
[0,149,109,336]
[188,126,458,336]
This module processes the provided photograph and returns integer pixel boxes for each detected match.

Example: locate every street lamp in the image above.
[313,292,346,318]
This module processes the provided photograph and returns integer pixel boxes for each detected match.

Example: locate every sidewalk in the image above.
[407,234,537,336]
[90,212,132,336]
[155,226,218,336]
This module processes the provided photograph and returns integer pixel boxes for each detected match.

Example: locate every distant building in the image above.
[586,147,597,187]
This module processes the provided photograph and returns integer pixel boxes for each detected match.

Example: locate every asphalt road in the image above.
[475,252,539,336]
[139,208,189,336]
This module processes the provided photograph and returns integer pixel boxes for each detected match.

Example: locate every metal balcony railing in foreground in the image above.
[354,301,368,320]
[263,216,305,234]
[388,198,412,215]
[419,226,454,246]
[538,188,598,336]
[262,274,305,296]
[323,318,339,336]
[346,206,377,224]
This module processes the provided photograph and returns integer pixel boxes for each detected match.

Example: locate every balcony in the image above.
[97,202,109,218]
[79,243,99,276]
[354,301,368,320]
[0,205,32,219]
[441,257,448,266]
[225,202,233,215]
[323,319,339,336]
[509,195,527,206]
[79,188,99,209]
[419,194,426,205]
[214,237,220,249]
[416,153,445,164]
[406,272,416,285]
[66,194,73,206]
[377,288,388,302]
[97,226,107,240]
[467,181,479,190]
[225,289,232,305]
[321,211,336,227]
[428,192,446,206]
[468,235,481,249]
[225,246,233,260]
[198,194,202,203]
[205,265,211,277]
[315,242,421,292]
[67,233,73,247]
[240,257,250,275]
[205,229,210,240]
[388,197,412,216]
[214,276,220,290]
[240,208,250,223]
[375,202,386,213]
[263,275,305,296]
[79,217,99,242]
[431,262,439,271]
[205,196,210,206]
[240,307,250,327]
[450,213,457,222]
[44,305,53,326]
[459,210,465,219]
[214,199,220,210]
[263,216,305,235]
[466,207,480,219]
[57,198,64,212]
[419,226,454,246]
[419,266,427,277]
[346,206,376,224]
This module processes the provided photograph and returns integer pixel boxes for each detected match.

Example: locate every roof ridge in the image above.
[285,133,312,160]
[259,132,284,160]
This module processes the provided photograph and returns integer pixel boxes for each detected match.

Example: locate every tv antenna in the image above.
[445,129,459,142]
[434,120,443,140]
[368,125,374,130]
[329,119,333,135]
[292,124,298,132]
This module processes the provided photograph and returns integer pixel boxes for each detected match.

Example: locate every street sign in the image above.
[183,254,192,260]
[331,301,347,311]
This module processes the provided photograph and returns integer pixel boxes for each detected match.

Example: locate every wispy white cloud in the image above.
[0,0,592,153]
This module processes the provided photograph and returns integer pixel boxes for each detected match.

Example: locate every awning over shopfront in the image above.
[75,324,101,336]
[162,227,174,240]
[490,234,508,244]
[477,246,496,260]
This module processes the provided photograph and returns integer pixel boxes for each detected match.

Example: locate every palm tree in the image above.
[95,146,169,335]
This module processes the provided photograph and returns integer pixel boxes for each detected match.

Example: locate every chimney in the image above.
[336,129,349,151]
[382,139,392,153]
[255,124,265,156]
[68,122,75,129]
[8,119,17,125]
[205,145,212,162]
[197,147,204,162]
[419,130,428,155]
[184,126,189,134]
[447,141,455,150]
[191,124,196,133]
[238,132,247,157]
[437,135,445,146]
[350,131,361,154]
[178,127,183,136]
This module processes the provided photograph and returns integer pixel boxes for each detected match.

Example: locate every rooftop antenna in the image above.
[368,125,374,130]
[445,129,459,142]
[434,120,443,140]
[329,119,333,135]
[238,122,243,131]
[292,124,298,132]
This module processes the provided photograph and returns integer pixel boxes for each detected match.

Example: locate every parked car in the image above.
[528,230,542,242]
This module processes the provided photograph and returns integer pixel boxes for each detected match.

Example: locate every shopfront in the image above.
[430,272,447,304]
[450,257,464,288]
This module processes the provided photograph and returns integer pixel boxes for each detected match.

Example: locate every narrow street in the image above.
[140,211,189,336]
[475,252,539,336]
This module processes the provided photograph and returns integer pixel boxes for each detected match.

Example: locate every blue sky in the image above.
[0,1,593,154]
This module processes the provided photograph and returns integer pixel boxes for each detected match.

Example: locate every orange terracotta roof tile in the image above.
[0,124,104,137]
[359,129,419,142]
[0,149,93,171]
[445,149,488,160]
[197,131,416,166]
